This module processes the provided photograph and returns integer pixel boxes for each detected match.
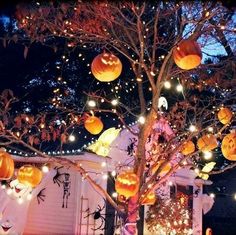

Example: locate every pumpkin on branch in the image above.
[180,140,195,155]
[151,161,171,176]
[0,151,14,180]
[115,171,140,198]
[141,191,156,205]
[218,107,233,124]
[197,134,218,151]
[173,39,202,70]
[84,115,104,135]
[17,165,43,188]
[221,132,236,161]
[91,53,122,82]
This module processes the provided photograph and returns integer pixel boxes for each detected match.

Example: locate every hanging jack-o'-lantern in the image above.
[141,191,156,205]
[218,107,233,125]
[151,161,171,176]
[0,151,14,180]
[91,53,122,82]
[17,165,43,188]
[115,171,139,198]
[173,39,202,70]
[84,115,104,135]
[221,132,236,161]
[197,134,218,151]
[181,140,195,155]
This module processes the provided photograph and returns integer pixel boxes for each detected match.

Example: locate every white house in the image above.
[0,121,214,235]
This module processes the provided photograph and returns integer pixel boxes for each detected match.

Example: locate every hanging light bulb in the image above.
[189,125,197,132]
[176,84,183,92]
[42,165,49,173]
[164,81,171,89]
[138,116,146,124]
[210,193,215,198]
[111,99,119,106]
[208,127,214,132]
[87,100,96,108]
[203,151,213,160]
[68,135,76,142]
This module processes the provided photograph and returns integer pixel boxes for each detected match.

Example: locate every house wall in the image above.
[22,167,107,235]
[23,169,79,235]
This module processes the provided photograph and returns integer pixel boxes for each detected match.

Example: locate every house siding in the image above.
[24,170,78,235]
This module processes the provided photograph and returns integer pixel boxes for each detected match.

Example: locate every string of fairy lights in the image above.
[1,1,235,212]
[5,72,235,164]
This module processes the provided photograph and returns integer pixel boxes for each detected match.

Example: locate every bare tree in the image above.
[0,1,235,234]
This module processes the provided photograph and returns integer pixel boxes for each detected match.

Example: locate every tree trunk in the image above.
[121,109,157,235]
[122,195,139,235]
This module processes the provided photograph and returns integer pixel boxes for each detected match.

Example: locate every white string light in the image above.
[111,99,119,106]
[164,81,171,89]
[42,165,49,173]
[138,116,146,124]
[68,134,76,142]
[176,84,183,92]
[210,193,215,198]
[203,151,213,160]
[87,100,96,107]
[189,125,197,132]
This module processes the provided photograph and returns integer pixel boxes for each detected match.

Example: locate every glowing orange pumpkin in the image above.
[197,134,218,151]
[151,161,171,176]
[206,228,212,235]
[115,171,139,198]
[84,116,103,135]
[17,165,43,188]
[181,140,195,155]
[142,191,156,205]
[218,107,233,125]
[173,39,202,70]
[91,53,122,82]
[0,151,14,180]
[221,132,236,161]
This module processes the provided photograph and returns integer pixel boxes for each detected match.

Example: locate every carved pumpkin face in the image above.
[173,39,202,70]
[115,171,139,198]
[84,116,103,135]
[91,53,122,82]
[221,132,236,161]
[141,191,156,205]
[17,165,43,188]
[218,107,233,125]
[197,134,218,151]
[0,151,14,180]
[181,141,195,155]
[151,161,171,176]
